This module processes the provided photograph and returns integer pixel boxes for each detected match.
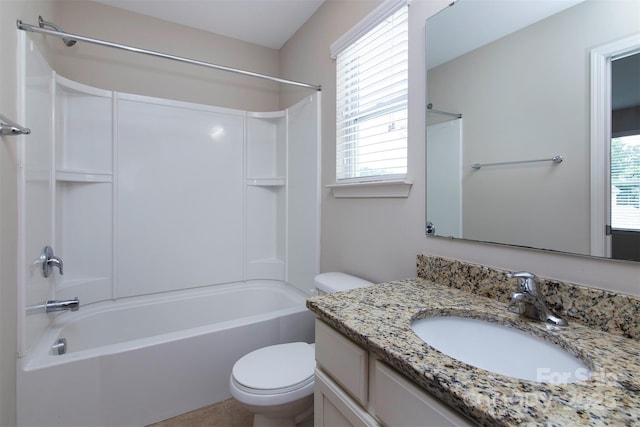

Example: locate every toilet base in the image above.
[240,395,313,427]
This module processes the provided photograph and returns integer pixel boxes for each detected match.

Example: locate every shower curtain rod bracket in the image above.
[16,18,321,91]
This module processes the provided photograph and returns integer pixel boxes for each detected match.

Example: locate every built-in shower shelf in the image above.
[56,170,112,183]
[246,178,285,187]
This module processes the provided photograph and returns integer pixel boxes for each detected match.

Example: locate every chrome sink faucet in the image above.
[507,272,568,326]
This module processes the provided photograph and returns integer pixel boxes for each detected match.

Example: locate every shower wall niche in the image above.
[19,34,320,356]
[246,112,287,280]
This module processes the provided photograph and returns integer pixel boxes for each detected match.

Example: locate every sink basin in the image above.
[411,316,591,383]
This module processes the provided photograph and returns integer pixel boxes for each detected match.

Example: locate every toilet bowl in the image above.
[229,272,372,427]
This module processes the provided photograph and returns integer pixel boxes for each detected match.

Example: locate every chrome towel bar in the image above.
[472,155,563,170]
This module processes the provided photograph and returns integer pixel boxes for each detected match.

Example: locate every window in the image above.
[332,0,409,184]
[611,134,640,231]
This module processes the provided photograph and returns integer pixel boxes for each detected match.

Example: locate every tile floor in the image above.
[147,398,253,427]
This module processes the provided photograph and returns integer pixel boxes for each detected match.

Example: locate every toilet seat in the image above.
[231,342,315,395]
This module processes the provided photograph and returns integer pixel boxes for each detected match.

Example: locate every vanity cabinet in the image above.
[314,320,476,427]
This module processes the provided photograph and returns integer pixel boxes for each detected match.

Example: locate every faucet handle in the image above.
[40,245,64,277]
[506,271,538,294]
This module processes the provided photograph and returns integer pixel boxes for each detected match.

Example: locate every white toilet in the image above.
[229,272,373,427]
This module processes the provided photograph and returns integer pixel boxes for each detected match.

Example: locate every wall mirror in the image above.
[425,0,640,262]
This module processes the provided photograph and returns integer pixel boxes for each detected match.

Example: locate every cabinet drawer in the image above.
[371,360,475,427]
[315,320,368,405]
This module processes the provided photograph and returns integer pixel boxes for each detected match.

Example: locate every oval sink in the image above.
[411,316,591,383]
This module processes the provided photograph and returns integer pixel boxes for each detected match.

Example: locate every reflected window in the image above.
[611,134,640,231]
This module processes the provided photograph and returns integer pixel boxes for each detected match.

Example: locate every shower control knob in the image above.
[40,245,64,277]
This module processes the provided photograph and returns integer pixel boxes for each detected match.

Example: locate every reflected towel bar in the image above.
[472,155,563,170]
[0,113,31,136]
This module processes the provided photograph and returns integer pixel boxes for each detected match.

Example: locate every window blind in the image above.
[333,1,409,182]
[611,134,640,231]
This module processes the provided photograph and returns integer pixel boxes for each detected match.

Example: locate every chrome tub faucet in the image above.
[45,297,79,313]
[507,272,567,327]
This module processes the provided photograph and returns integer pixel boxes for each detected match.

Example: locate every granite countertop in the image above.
[306,278,640,426]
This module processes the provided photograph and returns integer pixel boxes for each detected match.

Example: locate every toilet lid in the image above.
[232,342,315,393]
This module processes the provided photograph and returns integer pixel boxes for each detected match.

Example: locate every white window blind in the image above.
[333,0,409,183]
[611,134,640,231]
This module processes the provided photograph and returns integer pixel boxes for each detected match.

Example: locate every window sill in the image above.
[327,180,412,198]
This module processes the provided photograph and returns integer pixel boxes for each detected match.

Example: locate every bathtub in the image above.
[17,280,315,427]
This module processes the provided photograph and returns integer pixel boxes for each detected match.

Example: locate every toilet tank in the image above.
[314,272,373,295]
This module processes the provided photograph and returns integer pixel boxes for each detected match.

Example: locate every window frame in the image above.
[329,0,412,198]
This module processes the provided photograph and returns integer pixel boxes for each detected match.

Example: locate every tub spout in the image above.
[45,297,79,313]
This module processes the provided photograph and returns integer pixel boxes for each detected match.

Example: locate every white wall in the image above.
[280,0,640,296]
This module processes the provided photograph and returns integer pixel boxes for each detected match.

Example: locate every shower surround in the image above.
[17,33,320,426]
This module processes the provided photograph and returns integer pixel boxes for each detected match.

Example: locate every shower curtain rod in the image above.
[16,18,322,91]
[427,103,461,119]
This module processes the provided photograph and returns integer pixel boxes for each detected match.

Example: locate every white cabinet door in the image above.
[372,360,476,427]
[315,369,380,427]
[315,320,369,406]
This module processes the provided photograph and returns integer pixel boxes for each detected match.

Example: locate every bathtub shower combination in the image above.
[16,27,320,427]
[20,282,313,426]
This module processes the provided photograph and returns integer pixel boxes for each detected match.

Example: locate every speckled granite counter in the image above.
[306,277,640,426]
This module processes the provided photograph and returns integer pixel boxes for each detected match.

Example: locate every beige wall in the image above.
[2,0,640,424]
[51,0,281,111]
[280,0,640,294]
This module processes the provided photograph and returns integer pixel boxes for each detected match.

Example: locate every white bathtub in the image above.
[17,281,315,427]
